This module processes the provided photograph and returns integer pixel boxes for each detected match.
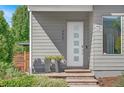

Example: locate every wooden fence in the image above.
[13,52,29,72]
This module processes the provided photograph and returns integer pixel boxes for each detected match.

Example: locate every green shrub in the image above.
[45,56,64,61]
[0,62,67,87]
[0,62,8,79]
[34,76,68,87]
[0,76,36,87]
[0,62,25,79]
[0,76,67,87]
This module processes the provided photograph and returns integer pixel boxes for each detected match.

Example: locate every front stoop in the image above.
[41,69,99,87]
[65,69,99,87]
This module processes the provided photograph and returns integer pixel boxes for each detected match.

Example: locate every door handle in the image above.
[81,45,83,48]
[81,45,83,55]
[86,45,88,49]
[81,45,88,49]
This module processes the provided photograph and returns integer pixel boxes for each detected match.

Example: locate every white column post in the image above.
[29,10,32,74]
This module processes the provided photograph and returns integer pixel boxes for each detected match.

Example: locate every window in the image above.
[74,56,79,62]
[74,48,79,54]
[74,41,79,46]
[103,16,121,54]
[74,33,79,38]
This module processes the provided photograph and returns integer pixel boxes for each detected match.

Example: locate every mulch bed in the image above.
[98,76,121,87]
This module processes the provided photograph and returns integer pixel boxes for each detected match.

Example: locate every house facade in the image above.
[28,5,124,77]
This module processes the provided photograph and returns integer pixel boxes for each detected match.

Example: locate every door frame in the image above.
[67,21,84,67]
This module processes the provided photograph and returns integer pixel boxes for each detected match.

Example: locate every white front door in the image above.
[67,22,84,67]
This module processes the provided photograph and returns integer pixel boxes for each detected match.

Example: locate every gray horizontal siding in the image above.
[31,12,61,73]
[94,59,124,63]
[94,55,124,58]
[92,6,124,71]
[94,67,124,70]
[31,11,91,72]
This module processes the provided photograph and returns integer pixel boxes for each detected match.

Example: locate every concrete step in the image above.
[42,73,94,78]
[68,82,99,87]
[66,79,98,83]
[68,82,98,85]
[66,76,94,79]
[65,73,94,77]
[65,69,91,73]
[68,84,99,87]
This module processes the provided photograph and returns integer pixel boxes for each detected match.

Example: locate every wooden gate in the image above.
[13,52,29,72]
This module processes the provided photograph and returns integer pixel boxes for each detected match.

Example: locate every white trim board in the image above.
[29,11,32,74]
[28,5,93,12]
[111,13,124,16]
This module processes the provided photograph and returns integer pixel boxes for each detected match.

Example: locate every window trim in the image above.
[102,15,123,55]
